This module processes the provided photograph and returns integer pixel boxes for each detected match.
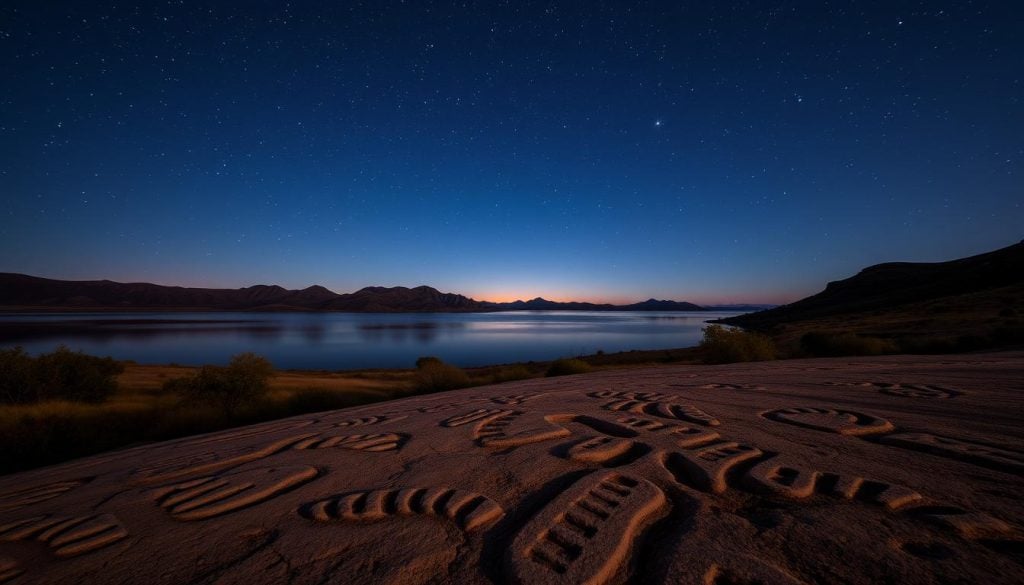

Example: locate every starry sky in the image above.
[2,2,1022,305]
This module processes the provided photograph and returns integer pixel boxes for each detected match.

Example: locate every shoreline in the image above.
[0,345,707,475]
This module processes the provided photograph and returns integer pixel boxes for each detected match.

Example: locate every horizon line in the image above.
[1,271,788,307]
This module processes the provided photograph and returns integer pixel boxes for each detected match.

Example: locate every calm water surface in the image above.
[0,311,741,369]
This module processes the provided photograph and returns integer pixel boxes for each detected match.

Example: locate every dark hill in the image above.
[0,274,302,310]
[0,275,485,312]
[722,240,1024,333]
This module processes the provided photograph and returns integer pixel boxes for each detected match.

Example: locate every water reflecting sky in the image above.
[0,311,740,369]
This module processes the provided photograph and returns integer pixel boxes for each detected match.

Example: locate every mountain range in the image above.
[0,273,704,313]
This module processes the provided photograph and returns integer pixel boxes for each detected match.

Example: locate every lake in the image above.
[0,311,741,370]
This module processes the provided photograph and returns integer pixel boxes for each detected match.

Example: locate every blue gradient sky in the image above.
[2,2,1022,305]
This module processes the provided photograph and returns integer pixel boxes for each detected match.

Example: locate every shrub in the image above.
[413,357,470,393]
[47,346,124,403]
[165,352,274,415]
[415,356,444,369]
[545,358,592,377]
[226,352,274,391]
[700,325,776,364]
[0,347,38,404]
[11,345,124,404]
[800,332,897,357]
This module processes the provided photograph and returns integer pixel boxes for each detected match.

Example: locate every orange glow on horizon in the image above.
[466,290,638,305]
[467,288,800,307]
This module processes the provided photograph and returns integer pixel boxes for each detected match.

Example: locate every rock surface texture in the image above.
[1,352,1022,584]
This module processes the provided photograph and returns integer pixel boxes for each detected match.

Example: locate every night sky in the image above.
[2,2,1022,305]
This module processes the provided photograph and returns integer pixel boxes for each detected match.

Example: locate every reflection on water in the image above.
[0,311,742,369]
[357,322,465,344]
[300,323,325,343]
[0,319,285,343]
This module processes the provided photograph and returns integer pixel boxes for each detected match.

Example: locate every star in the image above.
[654,120,663,127]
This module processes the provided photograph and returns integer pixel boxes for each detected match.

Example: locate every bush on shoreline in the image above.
[0,345,123,404]
[699,325,776,364]
[163,352,275,416]
[413,356,470,393]
[545,358,592,377]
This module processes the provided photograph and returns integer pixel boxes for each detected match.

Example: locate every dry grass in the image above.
[270,370,403,394]
[120,364,409,403]
[0,364,422,474]
[0,346,712,475]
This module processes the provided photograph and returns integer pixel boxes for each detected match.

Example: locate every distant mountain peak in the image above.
[353,286,396,294]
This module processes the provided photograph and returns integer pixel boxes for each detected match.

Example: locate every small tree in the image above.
[415,356,444,369]
[226,352,274,392]
[700,325,776,364]
[168,352,274,416]
[33,345,124,403]
[413,356,469,393]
